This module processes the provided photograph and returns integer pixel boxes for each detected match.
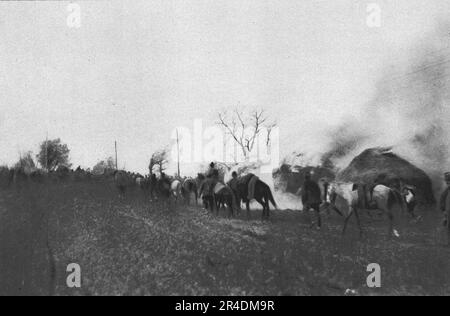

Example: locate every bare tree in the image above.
[217,108,276,160]
[149,149,169,175]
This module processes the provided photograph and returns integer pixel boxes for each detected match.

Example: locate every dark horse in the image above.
[235,176,277,220]
[181,178,198,205]
[196,174,236,217]
[156,175,172,199]
[215,184,236,218]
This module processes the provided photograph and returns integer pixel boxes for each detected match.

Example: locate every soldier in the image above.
[205,162,220,212]
[227,171,241,212]
[440,172,450,245]
[402,185,418,219]
[206,162,219,180]
[300,171,323,228]
[149,173,157,199]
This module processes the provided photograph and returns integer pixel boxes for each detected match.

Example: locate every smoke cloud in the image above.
[320,24,450,191]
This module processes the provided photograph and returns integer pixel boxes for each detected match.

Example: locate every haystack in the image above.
[337,147,435,204]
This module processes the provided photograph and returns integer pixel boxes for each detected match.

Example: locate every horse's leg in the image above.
[332,205,343,217]
[202,196,207,209]
[322,202,331,217]
[255,198,265,220]
[206,196,212,212]
[184,190,189,205]
[231,196,235,218]
[246,201,251,220]
[210,196,215,213]
[315,205,321,228]
[263,197,269,220]
[265,197,270,220]
[215,196,220,216]
[235,194,241,216]
[256,199,265,220]
[208,195,213,212]
[304,205,314,228]
[408,203,418,220]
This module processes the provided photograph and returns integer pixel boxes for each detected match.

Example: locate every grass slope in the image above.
[0,180,449,296]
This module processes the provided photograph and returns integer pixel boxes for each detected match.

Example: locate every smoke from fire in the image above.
[228,24,450,209]
[320,24,450,191]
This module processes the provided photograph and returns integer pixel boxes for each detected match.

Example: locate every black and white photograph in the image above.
[0,0,449,300]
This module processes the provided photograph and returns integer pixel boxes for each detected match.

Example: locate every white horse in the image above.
[325,182,404,238]
[170,179,183,202]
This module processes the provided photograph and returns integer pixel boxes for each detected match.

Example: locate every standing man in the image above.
[227,171,241,212]
[300,171,323,229]
[440,172,450,245]
[204,162,219,212]
[402,185,418,219]
[207,162,219,181]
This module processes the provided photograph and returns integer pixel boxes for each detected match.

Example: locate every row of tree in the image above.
[15,139,70,172]
[9,108,276,176]
[10,138,170,176]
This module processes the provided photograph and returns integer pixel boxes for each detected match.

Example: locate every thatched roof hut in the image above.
[337,147,435,204]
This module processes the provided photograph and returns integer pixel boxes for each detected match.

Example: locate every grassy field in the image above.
[0,179,449,296]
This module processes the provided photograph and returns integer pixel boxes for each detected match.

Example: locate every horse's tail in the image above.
[267,187,278,209]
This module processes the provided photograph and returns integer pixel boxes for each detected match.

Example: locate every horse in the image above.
[235,177,277,220]
[156,176,171,199]
[197,175,216,212]
[181,178,198,205]
[213,182,237,218]
[170,179,183,202]
[325,181,405,238]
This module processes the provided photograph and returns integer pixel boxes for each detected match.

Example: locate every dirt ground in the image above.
[1,180,449,296]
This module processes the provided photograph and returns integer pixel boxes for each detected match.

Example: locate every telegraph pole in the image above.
[176,129,181,178]
[115,141,118,170]
[45,132,48,171]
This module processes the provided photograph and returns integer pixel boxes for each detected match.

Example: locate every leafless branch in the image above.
[217,107,277,159]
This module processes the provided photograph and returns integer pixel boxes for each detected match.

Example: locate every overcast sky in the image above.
[0,0,449,174]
